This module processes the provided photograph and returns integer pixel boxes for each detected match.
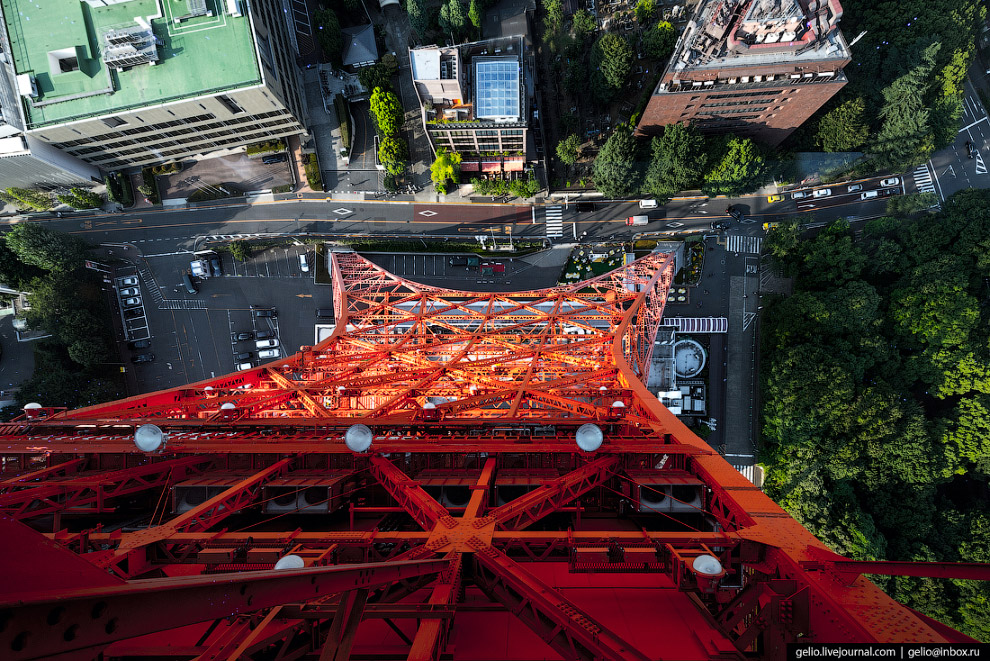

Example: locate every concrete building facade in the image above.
[0,0,306,171]
[636,0,850,146]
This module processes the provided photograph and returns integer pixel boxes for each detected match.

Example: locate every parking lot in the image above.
[119,243,328,390]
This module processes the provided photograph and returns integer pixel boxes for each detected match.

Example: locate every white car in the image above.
[256,339,278,349]
[812,189,832,198]
[300,254,309,272]
[880,177,900,187]
[119,287,139,297]
[847,184,862,193]
[860,190,880,200]
[236,362,253,371]
[123,296,142,307]
[119,276,138,286]
[791,191,809,200]
[258,348,280,359]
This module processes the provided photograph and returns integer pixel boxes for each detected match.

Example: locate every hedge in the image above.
[302,153,323,191]
[334,94,352,151]
[139,168,161,205]
[246,140,286,156]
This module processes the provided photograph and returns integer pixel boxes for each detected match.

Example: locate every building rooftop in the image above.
[342,24,378,68]
[1,0,261,128]
[669,0,848,72]
[474,57,520,121]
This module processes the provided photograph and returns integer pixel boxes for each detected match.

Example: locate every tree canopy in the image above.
[5,223,89,273]
[592,125,641,198]
[439,0,468,42]
[430,148,463,194]
[572,9,596,37]
[642,21,677,60]
[369,88,404,137]
[591,33,633,101]
[642,122,707,199]
[702,136,769,196]
[556,134,583,165]
[313,8,343,67]
[816,97,869,152]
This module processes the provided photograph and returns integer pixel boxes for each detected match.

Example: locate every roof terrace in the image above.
[1,0,261,128]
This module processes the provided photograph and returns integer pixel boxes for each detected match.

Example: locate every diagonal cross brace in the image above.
[369,455,456,531]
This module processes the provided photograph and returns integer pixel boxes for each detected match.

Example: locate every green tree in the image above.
[378,135,409,175]
[642,122,707,199]
[0,240,44,291]
[230,240,252,261]
[439,0,468,41]
[313,8,344,67]
[572,9,596,37]
[873,43,940,170]
[369,87,404,137]
[886,192,938,216]
[634,0,656,23]
[358,63,394,94]
[468,0,482,29]
[763,219,801,261]
[543,0,563,33]
[67,337,108,368]
[57,187,103,209]
[6,187,53,211]
[406,0,432,37]
[591,33,633,99]
[4,223,88,273]
[816,97,869,152]
[556,134,582,165]
[431,148,462,194]
[702,137,768,196]
[592,125,640,198]
[642,21,676,59]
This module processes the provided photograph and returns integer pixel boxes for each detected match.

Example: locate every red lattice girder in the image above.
[0,457,87,493]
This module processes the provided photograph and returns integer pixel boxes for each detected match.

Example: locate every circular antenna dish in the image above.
[692,555,723,576]
[24,402,42,410]
[273,555,305,570]
[611,400,626,408]
[345,424,373,453]
[575,423,604,452]
[221,402,236,410]
[134,424,166,453]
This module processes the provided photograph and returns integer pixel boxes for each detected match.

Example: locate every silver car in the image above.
[123,296,142,308]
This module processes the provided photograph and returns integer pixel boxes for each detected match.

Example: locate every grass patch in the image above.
[271,184,293,194]
[302,153,323,191]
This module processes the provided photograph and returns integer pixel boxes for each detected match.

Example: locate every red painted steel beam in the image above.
[318,589,368,661]
[0,457,87,492]
[808,558,990,581]
[0,456,213,519]
[368,456,456,531]
[484,455,621,530]
[471,546,651,661]
[90,457,294,578]
[407,552,463,661]
[0,559,449,661]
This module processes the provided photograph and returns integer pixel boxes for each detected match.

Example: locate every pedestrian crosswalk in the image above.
[912,164,937,196]
[545,205,564,238]
[726,234,762,254]
[160,299,207,310]
[976,151,987,175]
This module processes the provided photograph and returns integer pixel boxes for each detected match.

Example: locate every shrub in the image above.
[5,187,53,211]
[246,140,286,156]
[302,153,323,191]
[509,174,540,198]
[334,95,352,151]
[151,162,182,175]
[140,168,161,205]
[271,184,293,194]
[57,187,103,209]
[230,240,252,261]
[105,175,122,203]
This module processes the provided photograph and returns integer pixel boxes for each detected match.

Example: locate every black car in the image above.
[710,221,730,231]
[128,339,151,350]
[254,309,277,318]
[209,256,222,277]
[449,257,468,266]
[130,352,155,364]
[726,205,745,221]
[234,351,253,361]
[262,153,287,165]
[256,330,275,340]
[124,308,144,319]
[233,331,253,342]
[576,202,596,212]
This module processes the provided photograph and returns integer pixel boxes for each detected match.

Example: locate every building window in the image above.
[102,116,127,128]
[218,95,245,114]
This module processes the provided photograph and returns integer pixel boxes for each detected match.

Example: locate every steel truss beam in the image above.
[0,457,87,492]
[471,546,651,661]
[0,456,213,519]
[0,557,448,661]
[369,456,456,530]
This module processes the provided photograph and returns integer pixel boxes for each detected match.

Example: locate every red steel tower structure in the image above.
[1,249,987,661]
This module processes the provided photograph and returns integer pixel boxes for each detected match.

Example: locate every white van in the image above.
[638,199,658,209]
[860,190,879,200]
[258,348,280,359]
[256,339,278,349]
[626,215,650,226]
[299,254,309,272]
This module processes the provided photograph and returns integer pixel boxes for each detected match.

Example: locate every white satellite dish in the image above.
[692,555,723,576]
[273,554,305,570]
[221,402,236,410]
[575,423,604,452]
[134,424,166,453]
[345,424,373,453]
[24,402,42,410]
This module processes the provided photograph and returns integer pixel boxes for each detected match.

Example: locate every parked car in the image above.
[576,202,596,212]
[130,353,155,364]
[880,177,900,187]
[263,153,287,164]
[128,339,151,350]
[119,287,139,297]
[123,296,142,307]
[119,276,139,287]
[299,254,309,272]
[726,205,744,220]
[847,184,863,193]
[767,194,783,203]
[236,362,253,371]
[256,330,276,340]
[124,308,144,319]
[812,189,832,198]
[256,339,278,349]
[254,308,277,318]
[233,331,253,342]
[234,351,253,362]
[449,257,468,266]
[710,221,730,231]
[791,191,809,200]
[209,256,222,277]
[258,348,280,359]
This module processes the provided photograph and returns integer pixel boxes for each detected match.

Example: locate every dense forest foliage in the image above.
[760,190,990,640]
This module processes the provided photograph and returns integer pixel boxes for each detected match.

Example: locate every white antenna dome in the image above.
[692,555,723,576]
[575,424,604,452]
[134,424,166,453]
[273,555,305,570]
[345,424,373,453]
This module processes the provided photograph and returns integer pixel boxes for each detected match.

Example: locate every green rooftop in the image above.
[1,0,262,128]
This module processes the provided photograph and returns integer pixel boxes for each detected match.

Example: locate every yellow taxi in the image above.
[762,222,780,232]
[767,194,783,203]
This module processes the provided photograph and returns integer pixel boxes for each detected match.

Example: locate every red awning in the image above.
[460,161,480,172]
[481,162,501,173]
[503,160,524,172]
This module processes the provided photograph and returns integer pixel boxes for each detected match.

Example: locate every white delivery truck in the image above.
[626,215,650,226]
